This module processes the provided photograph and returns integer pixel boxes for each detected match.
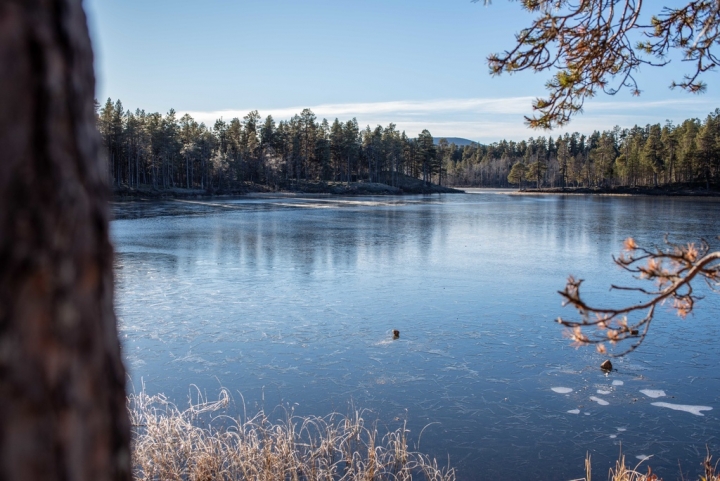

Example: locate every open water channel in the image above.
[112,190,720,480]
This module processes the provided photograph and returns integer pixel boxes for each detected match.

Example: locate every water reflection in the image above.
[113,192,720,480]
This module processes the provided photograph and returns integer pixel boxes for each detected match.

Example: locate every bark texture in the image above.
[0,1,131,480]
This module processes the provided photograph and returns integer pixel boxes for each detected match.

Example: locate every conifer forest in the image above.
[97,99,720,191]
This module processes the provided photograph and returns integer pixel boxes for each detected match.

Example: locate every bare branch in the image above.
[557,237,720,356]
[480,0,720,128]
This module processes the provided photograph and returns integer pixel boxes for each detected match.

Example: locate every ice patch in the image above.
[551,387,573,394]
[590,396,609,406]
[617,427,627,432]
[597,390,612,395]
[640,389,666,398]
[651,402,712,416]
[636,455,651,461]
[612,380,624,386]
[567,409,580,414]
[609,434,617,439]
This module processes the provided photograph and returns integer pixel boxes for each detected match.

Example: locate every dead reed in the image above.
[128,388,455,481]
[571,450,720,481]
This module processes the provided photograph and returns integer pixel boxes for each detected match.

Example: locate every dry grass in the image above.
[571,450,720,481]
[128,388,455,481]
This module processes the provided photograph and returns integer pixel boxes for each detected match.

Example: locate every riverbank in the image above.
[113,176,462,200]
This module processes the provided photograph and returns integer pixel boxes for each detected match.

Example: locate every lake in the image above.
[112,190,720,480]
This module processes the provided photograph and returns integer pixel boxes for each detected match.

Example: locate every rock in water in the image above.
[600,360,613,371]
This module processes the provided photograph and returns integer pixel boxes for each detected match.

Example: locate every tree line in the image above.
[97,99,720,191]
[448,109,720,189]
[97,99,443,191]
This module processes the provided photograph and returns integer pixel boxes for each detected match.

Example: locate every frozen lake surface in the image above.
[112,191,720,480]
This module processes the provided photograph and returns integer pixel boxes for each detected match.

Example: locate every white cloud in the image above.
[180,96,720,144]
[183,96,534,123]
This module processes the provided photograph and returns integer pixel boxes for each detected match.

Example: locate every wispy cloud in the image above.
[183,97,535,122]
[180,96,719,143]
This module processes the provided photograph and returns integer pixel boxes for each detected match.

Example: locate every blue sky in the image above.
[86,0,720,142]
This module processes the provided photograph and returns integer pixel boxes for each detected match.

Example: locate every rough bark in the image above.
[0,1,131,480]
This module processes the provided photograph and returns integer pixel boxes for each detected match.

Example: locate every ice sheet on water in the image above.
[590,396,609,406]
[172,354,217,367]
[426,349,449,356]
[612,380,624,386]
[617,427,627,432]
[567,409,580,414]
[597,390,611,395]
[275,202,335,209]
[640,389,666,399]
[636,455,651,461]
[551,387,573,394]
[651,402,712,416]
[609,434,617,439]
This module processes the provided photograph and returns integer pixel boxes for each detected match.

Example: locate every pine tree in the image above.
[642,124,663,186]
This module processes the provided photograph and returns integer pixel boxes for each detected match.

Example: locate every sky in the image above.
[85,0,720,143]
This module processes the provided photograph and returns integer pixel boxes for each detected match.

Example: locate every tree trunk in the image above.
[0,1,131,480]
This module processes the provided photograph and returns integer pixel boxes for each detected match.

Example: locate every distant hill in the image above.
[433,137,478,147]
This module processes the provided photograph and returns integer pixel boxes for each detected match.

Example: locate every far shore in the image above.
[112,181,720,201]
[456,184,720,198]
[112,176,464,200]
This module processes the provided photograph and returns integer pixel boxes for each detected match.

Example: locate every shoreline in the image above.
[113,182,720,201]
[112,179,464,200]
[454,184,720,198]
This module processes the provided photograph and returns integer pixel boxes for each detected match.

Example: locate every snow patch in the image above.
[640,389,666,399]
[651,402,712,416]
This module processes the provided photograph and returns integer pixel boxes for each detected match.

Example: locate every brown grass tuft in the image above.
[572,448,720,481]
[129,388,455,480]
